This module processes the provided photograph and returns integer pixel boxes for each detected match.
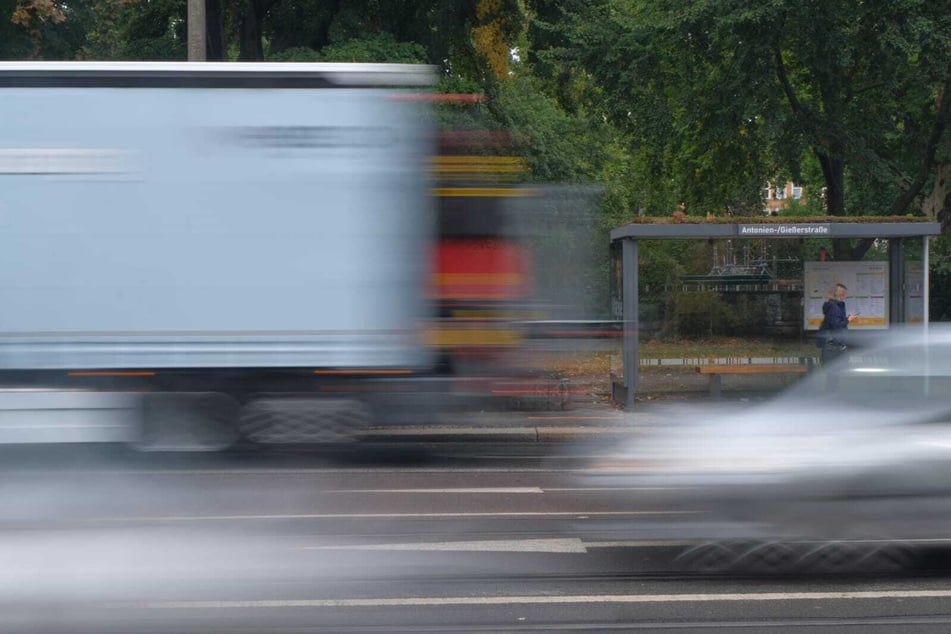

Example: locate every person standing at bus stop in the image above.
[818,283,857,365]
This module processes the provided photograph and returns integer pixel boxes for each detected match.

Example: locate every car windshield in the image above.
[780,338,951,416]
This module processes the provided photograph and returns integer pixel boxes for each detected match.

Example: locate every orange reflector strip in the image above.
[313,369,413,376]
[68,371,156,377]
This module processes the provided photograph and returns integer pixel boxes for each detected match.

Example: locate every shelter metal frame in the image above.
[610,221,943,410]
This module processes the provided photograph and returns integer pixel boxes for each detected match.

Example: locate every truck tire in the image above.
[238,397,372,445]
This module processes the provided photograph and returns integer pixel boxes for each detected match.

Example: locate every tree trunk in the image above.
[206,0,225,60]
[921,164,950,221]
[238,0,265,61]
[816,152,852,260]
[817,152,845,217]
[187,0,206,60]
[889,75,951,216]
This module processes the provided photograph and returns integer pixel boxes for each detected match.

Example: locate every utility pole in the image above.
[187,0,206,61]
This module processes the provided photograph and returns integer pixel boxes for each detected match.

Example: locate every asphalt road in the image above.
[4,443,951,633]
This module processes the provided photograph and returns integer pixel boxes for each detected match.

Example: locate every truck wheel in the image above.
[238,397,372,445]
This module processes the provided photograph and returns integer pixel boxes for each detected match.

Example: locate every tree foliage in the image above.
[3,0,950,317]
[540,1,950,239]
[268,33,427,63]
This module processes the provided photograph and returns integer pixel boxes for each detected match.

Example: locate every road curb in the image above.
[535,426,635,442]
[365,425,637,443]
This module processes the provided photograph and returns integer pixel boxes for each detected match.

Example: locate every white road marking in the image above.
[136,589,951,609]
[324,487,544,494]
[607,537,951,548]
[583,540,691,548]
[93,510,695,522]
[22,468,572,476]
[542,487,692,492]
[306,538,588,553]
[321,486,687,493]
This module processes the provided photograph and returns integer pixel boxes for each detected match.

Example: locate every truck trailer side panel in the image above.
[0,65,434,371]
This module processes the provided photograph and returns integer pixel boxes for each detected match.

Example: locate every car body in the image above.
[587,325,951,543]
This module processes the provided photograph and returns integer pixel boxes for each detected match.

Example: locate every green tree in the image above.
[254,0,529,79]
[82,0,186,60]
[268,32,426,63]
[544,0,950,259]
[1,0,90,59]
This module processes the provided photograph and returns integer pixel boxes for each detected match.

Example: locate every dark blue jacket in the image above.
[821,299,849,333]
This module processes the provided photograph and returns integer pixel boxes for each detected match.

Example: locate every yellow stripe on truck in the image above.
[426,328,522,347]
[431,156,527,174]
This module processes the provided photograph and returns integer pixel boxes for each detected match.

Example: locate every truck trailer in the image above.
[0,61,440,449]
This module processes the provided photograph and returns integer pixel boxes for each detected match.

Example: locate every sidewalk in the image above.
[366,362,786,442]
[366,401,754,442]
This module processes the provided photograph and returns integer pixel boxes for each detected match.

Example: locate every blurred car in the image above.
[588,325,951,551]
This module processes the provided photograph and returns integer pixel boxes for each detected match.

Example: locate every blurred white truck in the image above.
[0,62,437,449]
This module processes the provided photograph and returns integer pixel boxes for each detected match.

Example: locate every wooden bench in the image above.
[696,364,809,399]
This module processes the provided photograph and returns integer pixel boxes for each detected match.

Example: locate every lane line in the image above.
[134,589,951,609]
[308,537,951,552]
[583,540,691,548]
[1,463,653,476]
[8,468,574,476]
[305,538,588,553]
[319,486,687,493]
[542,487,693,492]
[323,488,544,494]
[91,510,697,522]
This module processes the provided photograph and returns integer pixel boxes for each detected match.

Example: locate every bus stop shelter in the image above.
[611,220,943,409]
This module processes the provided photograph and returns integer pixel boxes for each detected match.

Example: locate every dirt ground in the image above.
[539,349,808,407]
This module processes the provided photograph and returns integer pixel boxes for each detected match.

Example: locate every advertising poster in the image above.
[905,260,925,323]
[804,262,889,330]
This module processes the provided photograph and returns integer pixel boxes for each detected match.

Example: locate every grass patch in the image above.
[542,350,614,378]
